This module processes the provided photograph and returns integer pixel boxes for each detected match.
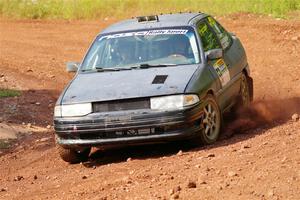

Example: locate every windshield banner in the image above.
[102,29,189,40]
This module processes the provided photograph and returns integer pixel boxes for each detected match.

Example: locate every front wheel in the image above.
[56,144,91,164]
[192,94,222,145]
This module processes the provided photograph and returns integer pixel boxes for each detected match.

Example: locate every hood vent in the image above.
[152,75,168,84]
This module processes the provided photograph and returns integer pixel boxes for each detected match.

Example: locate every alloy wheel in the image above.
[202,102,220,140]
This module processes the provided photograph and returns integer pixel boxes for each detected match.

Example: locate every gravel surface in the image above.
[0,13,300,199]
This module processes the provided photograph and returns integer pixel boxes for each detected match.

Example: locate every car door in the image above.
[196,20,233,110]
[206,16,246,99]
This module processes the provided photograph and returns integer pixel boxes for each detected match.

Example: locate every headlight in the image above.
[150,94,199,110]
[54,103,92,117]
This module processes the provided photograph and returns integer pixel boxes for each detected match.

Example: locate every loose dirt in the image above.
[0,13,300,200]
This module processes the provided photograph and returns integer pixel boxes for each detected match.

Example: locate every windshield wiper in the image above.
[133,63,177,69]
[94,67,132,72]
[81,67,116,72]
[94,67,120,72]
[82,64,177,72]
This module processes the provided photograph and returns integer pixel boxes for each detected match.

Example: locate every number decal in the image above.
[212,59,230,87]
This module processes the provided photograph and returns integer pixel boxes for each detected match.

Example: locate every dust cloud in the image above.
[224,97,300,136]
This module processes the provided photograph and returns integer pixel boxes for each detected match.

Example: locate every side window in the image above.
[207,16,232,49]
[197,22,221,52]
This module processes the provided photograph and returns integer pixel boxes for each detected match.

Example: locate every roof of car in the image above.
[101,12,207,34]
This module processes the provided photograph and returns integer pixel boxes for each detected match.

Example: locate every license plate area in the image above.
[116,128,155,136]
[78,128,164,140]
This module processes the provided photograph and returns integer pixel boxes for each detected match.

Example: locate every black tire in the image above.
[192,94,222,145]
[56,144,91,164]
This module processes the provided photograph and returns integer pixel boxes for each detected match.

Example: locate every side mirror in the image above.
[66,62,79,73]
[229,32,236,36]
[205,49,223,60]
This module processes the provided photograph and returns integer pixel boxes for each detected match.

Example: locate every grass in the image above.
[0,0,299,20]
[0,89,21,98]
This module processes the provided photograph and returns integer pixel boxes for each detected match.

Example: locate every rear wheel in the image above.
[192,94,222,145]
[232,73,251,116]
[240,73,251,107]
[56,144,91,164]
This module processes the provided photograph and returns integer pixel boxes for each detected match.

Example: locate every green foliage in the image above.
[0,0,299,19]
[0,89,21,98]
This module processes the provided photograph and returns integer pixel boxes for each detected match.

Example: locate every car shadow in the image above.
[84,97,300,167]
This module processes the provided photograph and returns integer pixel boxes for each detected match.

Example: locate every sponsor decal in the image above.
[101,29,189,40]
[213,59,230,86]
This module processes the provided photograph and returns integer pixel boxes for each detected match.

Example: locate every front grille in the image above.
[93,98,150,112]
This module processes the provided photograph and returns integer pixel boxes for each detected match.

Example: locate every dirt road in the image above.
[0,14,300,200]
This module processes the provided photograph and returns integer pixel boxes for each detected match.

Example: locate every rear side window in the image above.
[197,22,221,52]
[207,17,232,49]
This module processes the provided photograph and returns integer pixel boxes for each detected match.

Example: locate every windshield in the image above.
[81,27,200,71]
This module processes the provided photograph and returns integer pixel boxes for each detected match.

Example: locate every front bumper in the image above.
[54,105,204,148]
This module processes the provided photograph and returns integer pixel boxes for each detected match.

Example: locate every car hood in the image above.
[61,65,198,104]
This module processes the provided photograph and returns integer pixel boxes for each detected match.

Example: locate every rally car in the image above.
[54,12,253,163]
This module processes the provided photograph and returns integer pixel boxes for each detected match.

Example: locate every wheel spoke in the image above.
[208,104,212,113]
[205,125,210,135]
[211,121,216,127]
[212,111,216,118]
[204,107,209,115]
